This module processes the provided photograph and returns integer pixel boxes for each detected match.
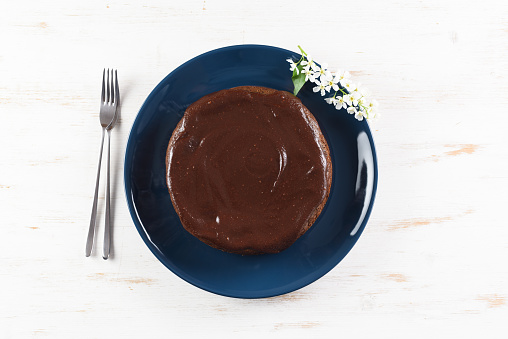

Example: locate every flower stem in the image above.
[297,45,307,57]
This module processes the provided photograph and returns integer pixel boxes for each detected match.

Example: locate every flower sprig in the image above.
[287,46,378,122]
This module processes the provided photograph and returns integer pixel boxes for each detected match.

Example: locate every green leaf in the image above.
[292,65,306,96]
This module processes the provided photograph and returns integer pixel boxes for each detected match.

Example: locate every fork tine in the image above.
[114,70,119,105]
[109,69,113,104]
[101,69,105,103]
[110,69,115,105]
[106,68,111,104]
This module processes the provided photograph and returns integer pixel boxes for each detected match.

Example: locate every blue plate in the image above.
[124,45,378,298]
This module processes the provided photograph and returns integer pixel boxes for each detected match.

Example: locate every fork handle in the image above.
[103,129,112,259]
[86,127,106,257]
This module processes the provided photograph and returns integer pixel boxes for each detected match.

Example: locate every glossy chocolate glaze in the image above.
[166,86,332,254]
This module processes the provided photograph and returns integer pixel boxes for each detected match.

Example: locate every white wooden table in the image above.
[1,0,507,337]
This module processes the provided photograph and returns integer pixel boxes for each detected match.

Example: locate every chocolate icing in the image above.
[166,86,332,254]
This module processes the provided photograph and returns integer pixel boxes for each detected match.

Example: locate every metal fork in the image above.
[86,69,119,259]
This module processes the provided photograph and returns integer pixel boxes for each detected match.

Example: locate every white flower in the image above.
[315,63,332,82]
[365,99,379,112]
[347,106,357,115]
[326,76,340,91]
[300,55,319,72]
[352,89,361,98]
[343,94,358,107]
[349,82,362,94]
[343,94,352,106]
[313,80,329,96]
[364,99,379,122]
[335,70,351,87]
[334,95,347,110]
[351,83,369,101]
[302,68,317,83]
[343,80,356,94]
[355,109,366,121]
[325,97,338,105]
[286,58,299,75]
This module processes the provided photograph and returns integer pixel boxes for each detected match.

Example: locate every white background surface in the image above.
[1,0,507,338]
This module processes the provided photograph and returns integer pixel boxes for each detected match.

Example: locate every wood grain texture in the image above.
[1,0,508,338]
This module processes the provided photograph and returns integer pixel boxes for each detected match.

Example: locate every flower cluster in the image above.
[287,46,378,122]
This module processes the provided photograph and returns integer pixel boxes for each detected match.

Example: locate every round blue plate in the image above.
[124,45,378,298]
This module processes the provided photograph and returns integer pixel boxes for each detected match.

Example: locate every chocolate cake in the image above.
[166,86,332,254]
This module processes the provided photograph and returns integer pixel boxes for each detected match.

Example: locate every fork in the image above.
[86,69,119,259]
